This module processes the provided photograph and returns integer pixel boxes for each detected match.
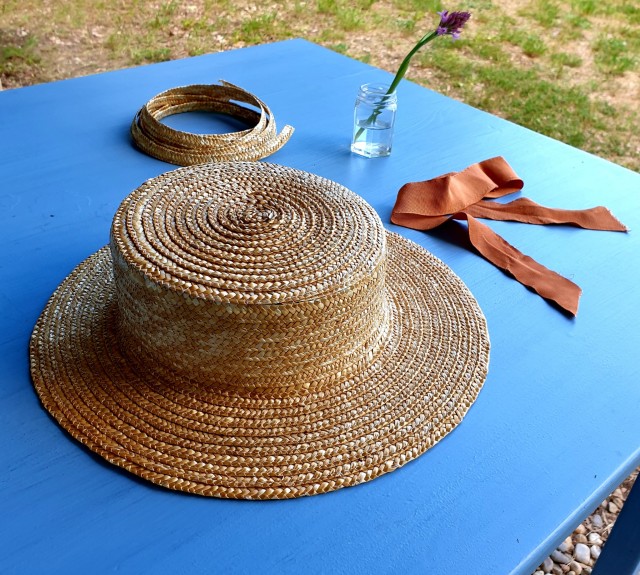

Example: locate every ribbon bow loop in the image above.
[391,156,627,316]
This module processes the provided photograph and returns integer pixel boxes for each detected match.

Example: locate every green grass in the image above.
[235,13,292,44]
[330,42,348,54]
[106,30,173,64]
[105,31,129,58]
[1,35,39,64]
[316,0,338,15]
[131,46,172,64]
[550,52,583,68]
[237,14,276,44]
[0,34,40,76]
[335,7,365,31]
[619,4,640,25]
[521,34,547,57]
[570,0,596,16]
[181,18,216,33]
[316,0,367,31]
[594,35,638,75]
[474,42,509,64]
[390,0,441,13]
[521,0,561,28]
[479,69,600,148]
[419,46,621,150]
[498,25,547,58]
[395,18,417,34]
[317,28,345,43]
[149,1,178,29]
[0,0,638,171]
[562,13,591,39]
[354,0,377,8]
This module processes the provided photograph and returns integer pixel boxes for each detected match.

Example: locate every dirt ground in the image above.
[1,1,638,171]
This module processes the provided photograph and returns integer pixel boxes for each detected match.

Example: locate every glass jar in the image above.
[351,83,397,158]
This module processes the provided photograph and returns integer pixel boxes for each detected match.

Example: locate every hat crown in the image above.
[110,163,391,396]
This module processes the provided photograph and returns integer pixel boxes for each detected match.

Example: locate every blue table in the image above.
[1,39,639,575]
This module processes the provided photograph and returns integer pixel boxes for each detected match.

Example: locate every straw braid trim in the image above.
[130,81,293,165]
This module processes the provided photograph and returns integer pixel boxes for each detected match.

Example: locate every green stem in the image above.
[386,30,438,96]
[353,30,439,142]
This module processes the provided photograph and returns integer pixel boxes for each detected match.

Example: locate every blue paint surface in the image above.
[1,39,639,575]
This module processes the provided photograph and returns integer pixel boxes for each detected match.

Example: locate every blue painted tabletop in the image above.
[1,39,639,575]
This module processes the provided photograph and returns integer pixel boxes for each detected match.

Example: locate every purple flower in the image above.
[436,10,471,39]
[353,8,473,142]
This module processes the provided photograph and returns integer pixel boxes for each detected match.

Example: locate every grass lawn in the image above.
[1,2,639,573]
[1,0,638,171]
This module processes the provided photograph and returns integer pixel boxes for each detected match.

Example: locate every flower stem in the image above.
[353,30,438,142]
[386,30,438,96]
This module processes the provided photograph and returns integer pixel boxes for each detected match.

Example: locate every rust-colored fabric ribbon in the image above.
[391,156,627,315]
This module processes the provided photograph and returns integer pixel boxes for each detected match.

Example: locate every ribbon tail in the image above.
[466,198,628,231]
[459,213,582,315]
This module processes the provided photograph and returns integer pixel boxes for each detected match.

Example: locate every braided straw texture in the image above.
[130,81,294,165]
[30,162,490,499]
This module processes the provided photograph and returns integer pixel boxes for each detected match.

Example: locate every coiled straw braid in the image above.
[130,81,293,165]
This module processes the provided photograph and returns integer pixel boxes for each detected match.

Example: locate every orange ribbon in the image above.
[391,156,627,315]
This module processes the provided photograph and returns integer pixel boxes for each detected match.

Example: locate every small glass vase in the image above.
[351,83,397,158]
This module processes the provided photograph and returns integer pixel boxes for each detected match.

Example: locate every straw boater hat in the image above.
[30,162,490,499]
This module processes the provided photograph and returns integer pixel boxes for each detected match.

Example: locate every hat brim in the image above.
[30,231,489,499]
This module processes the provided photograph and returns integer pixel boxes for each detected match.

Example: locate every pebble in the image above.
[559,536,574,553]
[587,533,602,544]
[551,550,572,564]
[543,556,554,572]
[535,472,638,575]
[574,543,591,565]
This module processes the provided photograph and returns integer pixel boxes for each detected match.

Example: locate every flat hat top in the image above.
[111,162,386,304]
